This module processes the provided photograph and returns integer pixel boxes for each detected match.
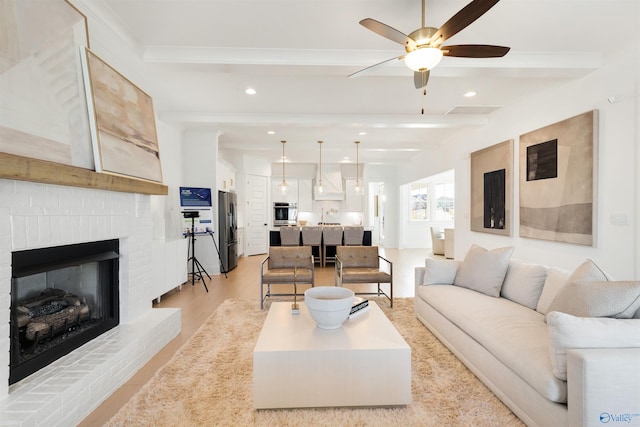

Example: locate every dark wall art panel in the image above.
[484,169,506,229]
[527,139,558,181]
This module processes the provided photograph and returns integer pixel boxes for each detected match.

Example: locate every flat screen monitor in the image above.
[179,187,212,208]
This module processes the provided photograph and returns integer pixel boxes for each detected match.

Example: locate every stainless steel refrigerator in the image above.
[218,191,238,273]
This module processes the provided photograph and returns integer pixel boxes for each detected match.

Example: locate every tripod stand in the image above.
[186,215,210,292]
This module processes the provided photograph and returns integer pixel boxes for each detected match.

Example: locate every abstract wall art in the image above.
[519,110,598,246]
[0,0,93,168]
[470,139,513,236]
[82,49,163,183]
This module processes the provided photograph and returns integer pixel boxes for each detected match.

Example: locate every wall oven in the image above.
[273,202,298,226]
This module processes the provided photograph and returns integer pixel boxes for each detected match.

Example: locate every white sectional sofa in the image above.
[414,244,640,427]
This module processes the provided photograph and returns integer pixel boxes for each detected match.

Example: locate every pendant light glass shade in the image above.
[404,47,443,72]
[279,140,288,195]
[316,141,324,193]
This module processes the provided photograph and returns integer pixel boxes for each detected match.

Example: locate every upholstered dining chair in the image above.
[280,226,301,246]
[343,226,364,246]
[321,226,343,268]
[301,226,323,266]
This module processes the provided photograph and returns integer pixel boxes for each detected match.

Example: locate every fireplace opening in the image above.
[10,240,120,385]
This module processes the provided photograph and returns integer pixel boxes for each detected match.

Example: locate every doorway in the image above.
[245,174,268,256]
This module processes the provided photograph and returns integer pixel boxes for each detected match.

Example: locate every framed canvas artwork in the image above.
[519,110,598,246]
[470,140,513,236]
[0,0,93,168]
[82,49,163,183]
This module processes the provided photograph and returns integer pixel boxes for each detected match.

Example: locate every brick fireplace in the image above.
[0,179,181,426]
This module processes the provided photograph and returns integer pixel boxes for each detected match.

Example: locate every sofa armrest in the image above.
[415,267,426,294]
[567,348,640,427]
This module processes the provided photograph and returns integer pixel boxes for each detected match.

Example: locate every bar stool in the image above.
[343,226,364,246]
[301,226,323,266]
[279,226,301,246]
[322,226,343,268]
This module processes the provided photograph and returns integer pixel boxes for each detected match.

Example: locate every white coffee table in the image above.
[253,301,411,409]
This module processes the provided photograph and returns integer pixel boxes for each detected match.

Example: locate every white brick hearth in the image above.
[0,179,181,426]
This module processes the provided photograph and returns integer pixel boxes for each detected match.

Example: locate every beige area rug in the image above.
[107,298,524,426]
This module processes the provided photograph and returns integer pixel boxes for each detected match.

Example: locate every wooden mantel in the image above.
[0,152,168,195]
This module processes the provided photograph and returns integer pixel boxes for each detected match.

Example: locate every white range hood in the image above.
[314,165,344,200]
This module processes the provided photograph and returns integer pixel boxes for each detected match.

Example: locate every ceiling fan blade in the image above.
[442,44,510,58]
[360,18,417,50]
[349,55,405,79]
[430,0,500,46]
[413,70,430,89]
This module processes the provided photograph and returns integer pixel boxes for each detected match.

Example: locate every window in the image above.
[410,183,428,220]
[435,182,455,221]
[409,180,455,221]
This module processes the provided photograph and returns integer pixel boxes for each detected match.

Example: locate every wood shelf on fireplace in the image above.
[0,152,168,195]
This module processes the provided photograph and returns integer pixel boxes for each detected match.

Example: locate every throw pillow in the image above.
[547,311,640,380]
[567,258,610,282]
[501,260,548,310]
[547,280,640,319]
[423,257,460,285]
[536,267,571,315]
[453,244,514,297]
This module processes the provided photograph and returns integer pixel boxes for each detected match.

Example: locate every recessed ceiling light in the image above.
[464,91,477,97]
[245,88,257,95]
[267,130,275,135]
[358,131,367,136]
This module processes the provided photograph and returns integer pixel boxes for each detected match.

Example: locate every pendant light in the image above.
[316,140,324,193]
[279,140,288,195]
[354,140,361,193]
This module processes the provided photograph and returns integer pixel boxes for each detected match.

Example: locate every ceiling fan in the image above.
[350,0,510,90]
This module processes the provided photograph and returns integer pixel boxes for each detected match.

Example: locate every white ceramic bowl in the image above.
[304,286,354,329]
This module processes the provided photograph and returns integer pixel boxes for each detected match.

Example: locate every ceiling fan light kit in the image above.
[404,47,443,72]
[353,0,510,90]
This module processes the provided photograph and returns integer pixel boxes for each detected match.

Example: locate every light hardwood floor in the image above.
[79,247,431,426]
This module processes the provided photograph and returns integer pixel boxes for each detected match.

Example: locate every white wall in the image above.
[181,130,221,274]
[366,164,400,248]
[73,0,185,245]
[401,44,639,279]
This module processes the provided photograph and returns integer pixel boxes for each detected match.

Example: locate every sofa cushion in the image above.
[417,284,567,403]
[453,244,514,297]
[423,257,460,285]
[536,267,571,315]
[547,280,640,319]
[547,311,640,380]
[501,260,548,310]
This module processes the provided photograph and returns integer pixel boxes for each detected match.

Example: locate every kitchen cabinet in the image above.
[298,179,313,211]
[217,160,236,192]
[345,179,363,212]
[272,178,298,204]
